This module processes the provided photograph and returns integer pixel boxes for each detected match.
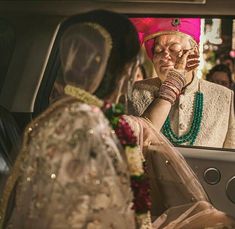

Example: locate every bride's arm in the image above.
[142,98,172,132]
[142,49,199,131]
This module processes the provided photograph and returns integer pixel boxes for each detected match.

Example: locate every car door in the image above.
[179,146,235,218]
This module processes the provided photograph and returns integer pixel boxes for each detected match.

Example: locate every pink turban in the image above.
[130,18,201,59]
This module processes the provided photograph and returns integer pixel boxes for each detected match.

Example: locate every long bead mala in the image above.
[162,91,203,146]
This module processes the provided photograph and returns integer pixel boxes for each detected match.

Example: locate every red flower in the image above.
[103,101,112,110]
[131,176,151,214]
[102,102,151,221]
[115,117,137,146]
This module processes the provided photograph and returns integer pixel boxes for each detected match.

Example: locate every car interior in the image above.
[0,0,234,219]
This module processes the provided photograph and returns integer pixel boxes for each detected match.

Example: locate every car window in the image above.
[38,15,235,151]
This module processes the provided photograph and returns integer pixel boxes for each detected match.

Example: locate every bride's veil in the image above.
[60,22,112,93]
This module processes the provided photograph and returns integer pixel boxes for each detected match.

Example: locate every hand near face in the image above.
[174,47,200,72]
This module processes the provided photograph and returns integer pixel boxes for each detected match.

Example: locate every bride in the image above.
[0,15,140,228]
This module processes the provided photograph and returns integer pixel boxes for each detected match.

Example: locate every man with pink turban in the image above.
[129,18,234,149]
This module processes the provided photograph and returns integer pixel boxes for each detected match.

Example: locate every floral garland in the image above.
[63,85,152,228]
[102,102,152,229]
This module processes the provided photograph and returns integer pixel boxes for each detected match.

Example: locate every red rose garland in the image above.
[103,102,152,228]
[116,117,137,146]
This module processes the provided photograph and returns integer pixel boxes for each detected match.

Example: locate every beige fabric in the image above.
[4,98,135,229]
[128,76,235,149]
[123,115,235,229]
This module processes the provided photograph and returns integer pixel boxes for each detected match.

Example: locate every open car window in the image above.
[34,14,235,152]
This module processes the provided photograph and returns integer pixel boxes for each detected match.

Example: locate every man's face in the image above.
[222,59,234,73]
[210,71,231,89]
[152,34,194,82]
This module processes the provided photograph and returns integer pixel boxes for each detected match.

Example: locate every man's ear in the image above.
[188,46,199,57]
[189,39,199,54]
[194,45,199,55]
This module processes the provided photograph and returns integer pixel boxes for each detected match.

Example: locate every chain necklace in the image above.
[162,91,203,146]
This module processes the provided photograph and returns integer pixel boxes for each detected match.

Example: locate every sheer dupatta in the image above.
[123,115,235,229]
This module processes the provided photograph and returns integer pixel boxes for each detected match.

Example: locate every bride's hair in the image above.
[66,10,140,99]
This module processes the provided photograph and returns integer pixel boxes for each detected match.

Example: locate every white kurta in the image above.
[129,76,235,149]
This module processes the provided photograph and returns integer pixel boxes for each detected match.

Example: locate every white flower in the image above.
[125,146,144,176]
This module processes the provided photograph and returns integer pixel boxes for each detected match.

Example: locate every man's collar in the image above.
[182,74,199,95]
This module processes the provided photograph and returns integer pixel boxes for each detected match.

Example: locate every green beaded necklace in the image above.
[162,91,204,146]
